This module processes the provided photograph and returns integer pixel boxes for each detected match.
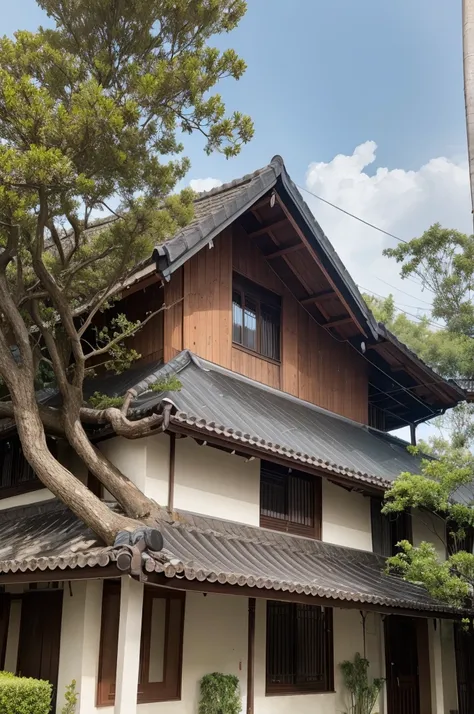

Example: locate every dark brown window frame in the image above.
[97,582,185,707]
[232,273,281,362]
[260,461,322,539]
[370,497,412,557]
[266,601,334,695]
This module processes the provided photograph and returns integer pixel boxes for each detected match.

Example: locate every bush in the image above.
[0,672,52,714]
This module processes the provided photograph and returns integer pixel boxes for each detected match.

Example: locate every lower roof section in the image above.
[0,500,463,618]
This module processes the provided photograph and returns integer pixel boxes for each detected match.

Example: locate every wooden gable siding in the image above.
[163,225,368,423]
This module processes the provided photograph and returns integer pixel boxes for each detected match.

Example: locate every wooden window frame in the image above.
[232,272,281,362]
[97,582,185,707]
[370,497,412,557]
[265,601,334,696]
[260,461,322,539]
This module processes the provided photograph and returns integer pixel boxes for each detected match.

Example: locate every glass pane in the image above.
[296,605,326,684]
[288,474,314,526]
[261,469,287,520]
[148,597,166,683]
[267,602,295,684]
[232,291,243,344]
[260,304,281,360]
[243,296,257,351]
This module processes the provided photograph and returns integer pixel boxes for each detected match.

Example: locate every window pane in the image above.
[148,597,166,683]
[261,469,287,520]
[232,291,243,344]
[266,602,295,685]
[260,304,281,361]
[243,296,257,351]
[296,605,326,684]
[289,474,314,527]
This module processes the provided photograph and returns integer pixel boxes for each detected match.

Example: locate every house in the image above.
[0,155,471,714]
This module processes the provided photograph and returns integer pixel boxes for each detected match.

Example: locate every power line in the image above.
[358,285,444,330]
[358,285,432,313]
[374,277,433,306]
[296,184,408,245]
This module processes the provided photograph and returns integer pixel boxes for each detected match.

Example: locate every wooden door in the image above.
[17,590,63,702]
[385,616,421,714]
[454,624,474,714]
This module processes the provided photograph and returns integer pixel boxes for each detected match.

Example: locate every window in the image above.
[266,601,333,695]
[232,273,281,361]
[370,497,412,557]
[260,461,321,538]
[0,437,55,499]
[97,582,185,706]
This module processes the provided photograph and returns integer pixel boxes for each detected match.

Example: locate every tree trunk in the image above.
[10,383,138,545]
[63,408,160,522]
[464,0,474,215]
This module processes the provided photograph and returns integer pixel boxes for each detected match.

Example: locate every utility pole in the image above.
[463,0,474,216]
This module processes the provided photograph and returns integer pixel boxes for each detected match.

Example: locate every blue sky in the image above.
[2,0,471,440]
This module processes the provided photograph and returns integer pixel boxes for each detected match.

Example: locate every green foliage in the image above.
[198,673,241,714]
[340,653,384,714]
[88,391,125,409]
[384,223,474,338]
[150,374,182,393]
[0,672,52,714]
[386,541,473,609]
[61,680,78,714]
[0,0,253,399]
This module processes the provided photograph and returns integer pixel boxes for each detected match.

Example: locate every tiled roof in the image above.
[0,500,461,616]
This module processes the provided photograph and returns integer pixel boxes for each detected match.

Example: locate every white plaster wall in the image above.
[144,432,170,506]
[412,509,446,561]
[99,436,148,491]
[0,488,55,511]
[440,620,458,713]
[173,438,261,525]
[322,480,373,551]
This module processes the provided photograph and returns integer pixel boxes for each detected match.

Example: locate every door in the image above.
[454,624,474,714]
[385,616,421,714]
[17,590,63,703]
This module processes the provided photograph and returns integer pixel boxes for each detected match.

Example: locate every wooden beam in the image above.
[301,289,336,305]
[274,193,368,337]
[246,217,288,239]
[324,316,354,329]
[265,243,304,259]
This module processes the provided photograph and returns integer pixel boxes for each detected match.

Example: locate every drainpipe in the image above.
[410,424,417,447]
[246,598,256,714]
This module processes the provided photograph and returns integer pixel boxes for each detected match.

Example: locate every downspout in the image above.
[246,598,256,714]
[168,433,176,512]
[410,424,417,447]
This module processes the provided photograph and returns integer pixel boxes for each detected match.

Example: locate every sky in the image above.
[1,0,471,440]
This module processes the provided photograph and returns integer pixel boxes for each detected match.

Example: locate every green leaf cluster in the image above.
[0,672,52,714]
[198,673,241,714]
[61,680,78,714]
[150,374,182,393]
[340,653,384,714]
[88,392,125,409]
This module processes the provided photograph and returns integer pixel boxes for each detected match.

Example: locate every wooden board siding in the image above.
[162,225,368,424]
[182,229,232,368]
[231,346,280,389]
[126,283,164,365]
[164,266,184,362]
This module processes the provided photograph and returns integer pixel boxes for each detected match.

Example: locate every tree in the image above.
[0,0,253,544]
[376,224,474,608]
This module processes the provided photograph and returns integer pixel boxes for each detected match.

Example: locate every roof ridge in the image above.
[191,156,283,202]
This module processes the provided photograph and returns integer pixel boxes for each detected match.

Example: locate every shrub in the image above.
[199,673,241,714]
[0,672,52,714]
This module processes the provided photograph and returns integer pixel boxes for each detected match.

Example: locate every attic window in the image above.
[232,273,281,361]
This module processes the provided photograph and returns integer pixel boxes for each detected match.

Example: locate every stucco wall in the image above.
[322,480,372,551]
[173,438,261,525]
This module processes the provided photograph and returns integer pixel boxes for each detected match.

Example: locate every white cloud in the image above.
[189,177,223,193]
[303,141,472,441]
[303,140,471,315]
